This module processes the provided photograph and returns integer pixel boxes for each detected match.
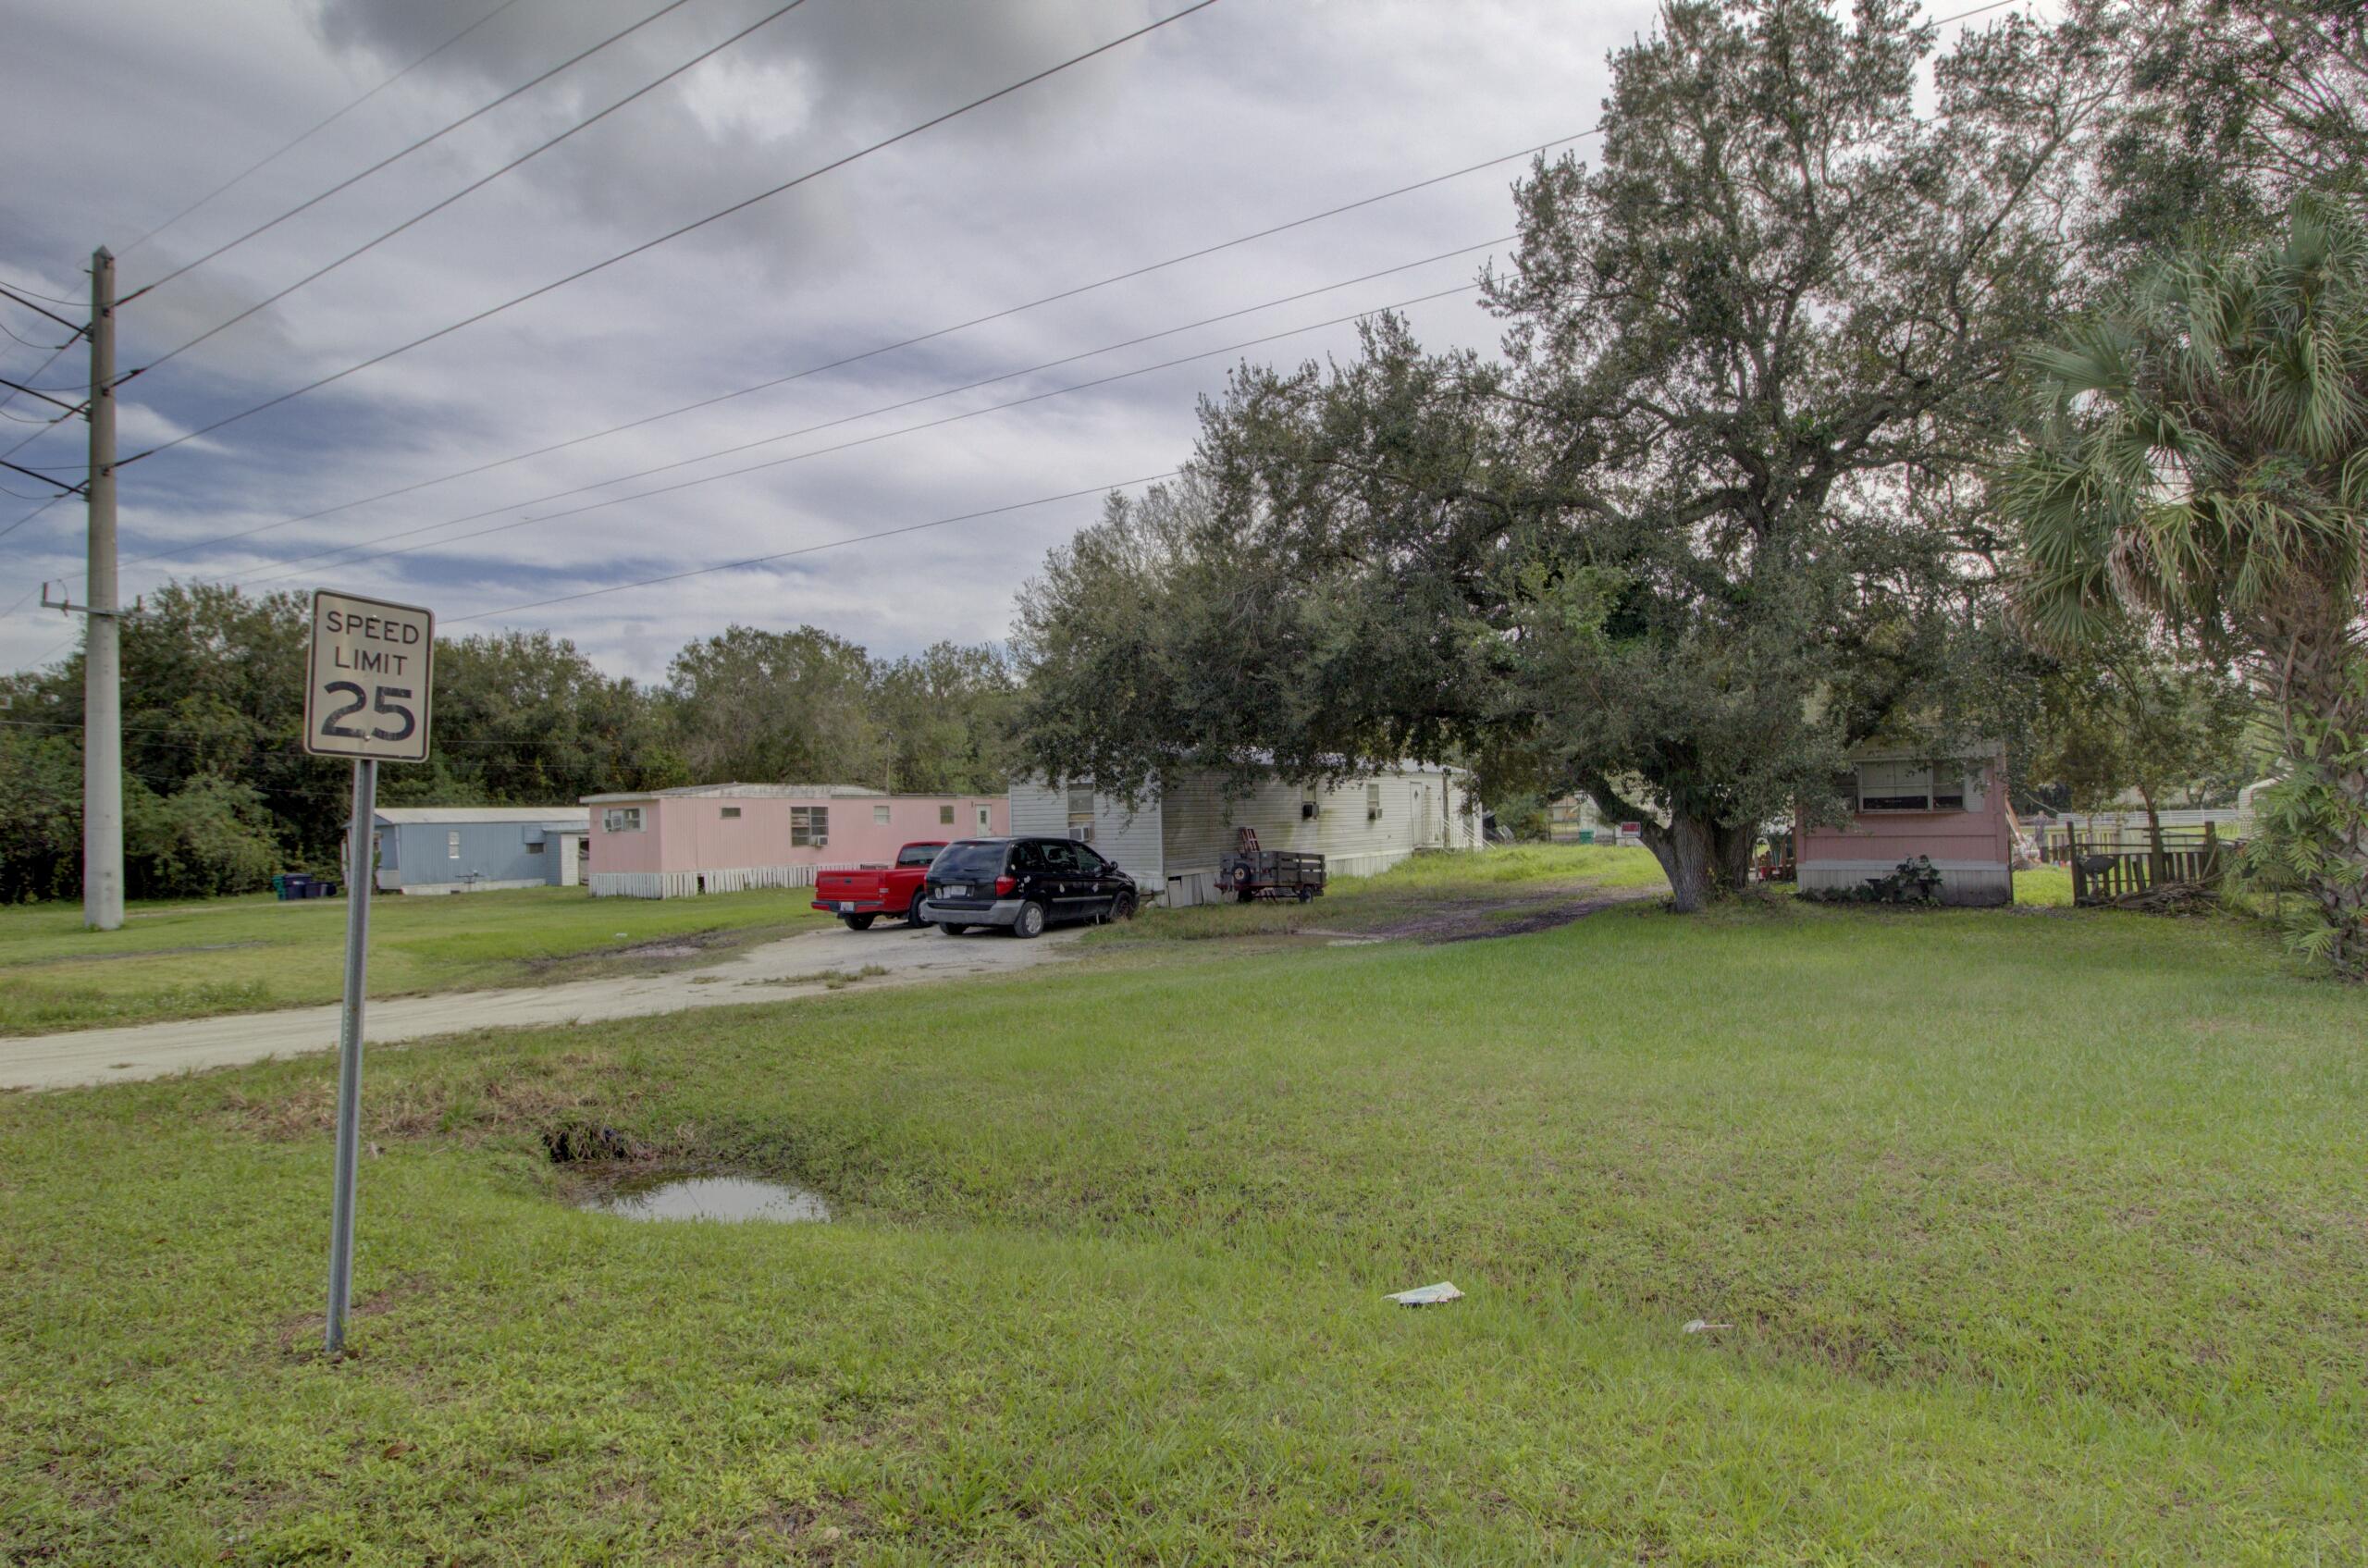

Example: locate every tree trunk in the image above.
[1575,773,1756,913]
[2322,766,2368,979]
[2258,617,2368,979]
[1654,815,1715,913]
[1641,809,1758,913]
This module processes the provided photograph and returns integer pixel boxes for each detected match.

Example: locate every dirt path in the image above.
[1300,882,1662,944]
[0,922,1079,1093]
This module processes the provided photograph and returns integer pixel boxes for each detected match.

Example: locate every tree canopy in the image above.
[1020,0,2103,909]
[0,588,1018,902]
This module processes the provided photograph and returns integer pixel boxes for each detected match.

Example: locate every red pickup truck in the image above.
[810,842,945,930]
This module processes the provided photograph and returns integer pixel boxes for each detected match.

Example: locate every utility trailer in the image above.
[1219,828,1327,903]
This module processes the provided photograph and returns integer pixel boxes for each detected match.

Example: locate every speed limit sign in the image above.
[303,589,433,761]
[304,586,433,1358]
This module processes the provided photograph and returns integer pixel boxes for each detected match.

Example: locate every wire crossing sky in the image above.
[0,0,2047,679]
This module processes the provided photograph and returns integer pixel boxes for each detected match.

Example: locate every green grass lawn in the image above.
[3,860,2362,1563]
[0,885,831,1035]
[1104,843,1671,943]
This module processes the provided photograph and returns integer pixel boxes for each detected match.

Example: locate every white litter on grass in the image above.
[1683,1319,1733,1334]
[1387,1281,1464,1306]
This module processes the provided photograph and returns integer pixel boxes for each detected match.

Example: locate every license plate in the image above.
[835,901,856,913]
[943,885,968,898]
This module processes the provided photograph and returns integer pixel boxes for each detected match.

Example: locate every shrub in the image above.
[126,777,285,899]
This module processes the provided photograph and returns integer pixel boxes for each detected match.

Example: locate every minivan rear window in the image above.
[931,842,1008,879]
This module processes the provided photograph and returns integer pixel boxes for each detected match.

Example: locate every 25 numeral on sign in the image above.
[304,590,434,762]
[317,682,417,743]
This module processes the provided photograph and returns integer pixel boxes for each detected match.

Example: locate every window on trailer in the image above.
[791,807,829,846]
[874,805,892,824]
[603,807,643,833]
[1855,760,1968,812]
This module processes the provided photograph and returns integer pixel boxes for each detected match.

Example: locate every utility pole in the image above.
[83,247,122,932]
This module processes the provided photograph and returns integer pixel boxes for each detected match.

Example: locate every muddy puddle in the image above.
[580,1175,831,1224]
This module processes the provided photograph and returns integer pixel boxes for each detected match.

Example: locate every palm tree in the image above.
[2008,196,2368,972]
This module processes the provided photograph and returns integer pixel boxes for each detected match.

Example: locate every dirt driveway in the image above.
[1,920,1078,1093]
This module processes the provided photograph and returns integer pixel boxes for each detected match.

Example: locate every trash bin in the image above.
[281,874,313,900]
[271,873,290,899]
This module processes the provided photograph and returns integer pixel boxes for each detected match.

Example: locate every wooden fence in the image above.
[2047,821,2238,906]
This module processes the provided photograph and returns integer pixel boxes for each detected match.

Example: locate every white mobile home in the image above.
[1011,764,1479,908]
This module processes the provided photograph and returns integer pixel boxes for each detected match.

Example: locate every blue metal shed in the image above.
[366,807,588,894]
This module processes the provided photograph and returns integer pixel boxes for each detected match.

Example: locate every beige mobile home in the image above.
[1010,764,1478,908]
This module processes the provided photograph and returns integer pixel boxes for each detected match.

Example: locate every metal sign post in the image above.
[326,756,376,1355]
[303,589,434,1357]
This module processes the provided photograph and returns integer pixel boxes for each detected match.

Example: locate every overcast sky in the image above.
[0,0,2032,685]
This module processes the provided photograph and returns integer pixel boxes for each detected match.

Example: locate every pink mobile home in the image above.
[1796,744,2014,906]
[580,783,1007,898]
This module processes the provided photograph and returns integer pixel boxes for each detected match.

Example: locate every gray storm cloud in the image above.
[1,0,1688,680]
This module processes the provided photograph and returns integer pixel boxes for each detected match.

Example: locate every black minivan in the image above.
[919,837,1138,938]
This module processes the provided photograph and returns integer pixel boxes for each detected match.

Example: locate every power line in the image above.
[0,457,82,494]
[86,0,2023,570]
[0,494,69,549]
[0,297,82,435]
[0,377,82,415]
[114,0,1224,467]
[108,130,1596,581]
[123,0,714,305]
[433,0,2039,629]
[1929,0,2028,22]
[0,339,83,461]
[0,275,82,307]
[115,0,536,261]
[0,285,85,334]
[201,238,1506,586]
[243,281,1482,587]
[127,0,810,371]
[449,471,1180,624]
[0,317,71,353]
[9,635,79,673]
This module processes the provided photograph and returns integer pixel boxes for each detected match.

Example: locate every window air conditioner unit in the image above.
[1301,802,1318,819]
[812,837,828,848]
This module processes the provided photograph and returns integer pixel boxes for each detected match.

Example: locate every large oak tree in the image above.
[1018,0,2105,910]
